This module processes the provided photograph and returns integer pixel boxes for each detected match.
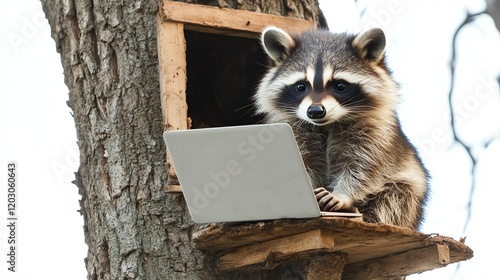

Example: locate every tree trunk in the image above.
[487,0,500,31]
[40,0,324,279]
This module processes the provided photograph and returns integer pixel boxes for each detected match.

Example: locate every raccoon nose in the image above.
[307,104,326,119]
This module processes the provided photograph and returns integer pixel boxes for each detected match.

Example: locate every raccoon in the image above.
[254,27,429,230]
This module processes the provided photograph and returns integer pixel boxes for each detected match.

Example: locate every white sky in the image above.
[0,0,86,279]
[1,0,499,279]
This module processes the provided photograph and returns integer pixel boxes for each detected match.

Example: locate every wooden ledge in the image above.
[159,0,315,38]
[164,184,182,193]
[193,218,473,278]
[193,217,424,252]
[218,228,336,271]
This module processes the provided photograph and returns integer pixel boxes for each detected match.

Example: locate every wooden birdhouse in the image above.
[157,1,315,190]
[157,1,473,279]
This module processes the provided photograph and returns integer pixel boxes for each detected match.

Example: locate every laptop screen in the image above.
[163,123,322,223]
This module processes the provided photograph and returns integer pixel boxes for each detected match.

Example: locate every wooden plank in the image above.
[157,21,188,131]
[157,19,189,183]
[164,184,182,193]
[342,244,450,279]
[194,218,425,252]
[425,235,473,264]
[161,1,315,38]
[217,229,335,271]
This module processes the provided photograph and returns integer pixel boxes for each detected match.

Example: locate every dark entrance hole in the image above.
[185,30,268,128]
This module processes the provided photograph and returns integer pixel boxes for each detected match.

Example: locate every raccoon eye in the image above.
[334,82,347,92]
[295,82,307,92]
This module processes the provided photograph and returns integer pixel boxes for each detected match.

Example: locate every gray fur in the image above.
[255,27,429,230]
[261,26,296,65]
[352,28,386,62]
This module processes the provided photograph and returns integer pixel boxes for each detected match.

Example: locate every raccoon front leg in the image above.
[358,182,426,230]
[323,153,387,213]
[314,187,339,211]
[314,187,359,212]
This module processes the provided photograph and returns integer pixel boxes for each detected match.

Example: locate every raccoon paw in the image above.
[313,187,354,212]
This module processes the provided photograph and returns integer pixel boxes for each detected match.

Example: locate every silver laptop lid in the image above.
[163,123,321,223]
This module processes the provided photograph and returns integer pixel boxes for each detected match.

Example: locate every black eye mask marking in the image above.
[326,80,371,108]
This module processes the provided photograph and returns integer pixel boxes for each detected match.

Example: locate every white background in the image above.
[1,0,499,279]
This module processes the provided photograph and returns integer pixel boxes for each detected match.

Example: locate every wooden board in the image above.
[342,244,450,279]
[160,1,315,38]
[193,218,473,277]
[218,229,335,271]
[157,20,188,132]
[193,217,425,252]
[157,19,188,183]
[164,184,182,193]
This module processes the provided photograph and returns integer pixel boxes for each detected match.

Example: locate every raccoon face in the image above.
[255,27,398,126]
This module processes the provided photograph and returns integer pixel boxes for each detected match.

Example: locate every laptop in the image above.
[163,123,362,223]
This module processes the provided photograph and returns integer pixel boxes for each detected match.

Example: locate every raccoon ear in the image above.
[352,28,386,62]
[261,26,296,65]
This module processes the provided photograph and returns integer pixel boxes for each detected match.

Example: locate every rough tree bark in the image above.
[40,0,324,279]
[487,0,500,30]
